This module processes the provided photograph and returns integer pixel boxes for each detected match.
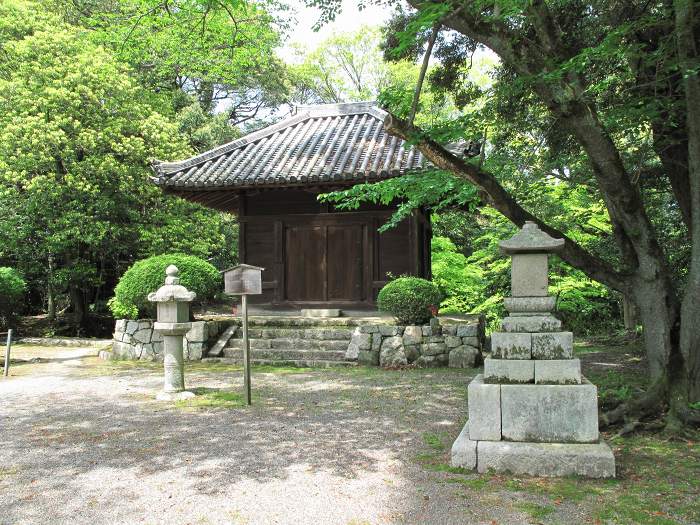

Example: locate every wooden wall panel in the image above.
[377,221,412,280]
[284,226,326,301]
[327,225,363,301]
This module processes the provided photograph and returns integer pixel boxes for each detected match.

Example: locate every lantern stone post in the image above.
[148,265,196,401]
[450,222,616,478]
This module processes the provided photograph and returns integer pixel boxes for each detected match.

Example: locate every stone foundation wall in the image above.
[346,317,484,368]
[112,319,221,361]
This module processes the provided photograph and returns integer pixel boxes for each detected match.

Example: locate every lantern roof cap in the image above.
[499,221,565,255]
[147,265,197,302]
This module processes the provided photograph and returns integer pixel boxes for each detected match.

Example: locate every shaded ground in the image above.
[0,343,697,525]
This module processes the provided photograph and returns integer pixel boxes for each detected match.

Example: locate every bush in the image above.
[377,277,443,325]
[0,267,26,329]
[109,254,221,320]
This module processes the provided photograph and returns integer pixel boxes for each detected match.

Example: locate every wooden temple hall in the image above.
[152,102,432,309]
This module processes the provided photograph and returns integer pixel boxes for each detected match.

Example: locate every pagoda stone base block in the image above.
[450,422,477,469]
[484,358,534,383]
[532,331,573,359]
[491,332,532,359]
[451,421,615,478]
[501,315,562,333]
[468,375,501,440]
[535,359,581,384]
[501,381,599,443]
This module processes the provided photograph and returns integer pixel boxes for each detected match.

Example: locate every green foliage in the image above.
[377,277,442,325]
[0,267,26,329]
[431,237,484,315]
[0,3,239,325]
[109,254,221,319]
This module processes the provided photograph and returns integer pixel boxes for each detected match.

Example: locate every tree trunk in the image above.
[46,255,56,322]
[622,294,637,333]
[675,0,700,405]
[69,285,86,330]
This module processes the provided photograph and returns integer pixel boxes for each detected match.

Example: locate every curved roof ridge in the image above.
[152,102,426,190]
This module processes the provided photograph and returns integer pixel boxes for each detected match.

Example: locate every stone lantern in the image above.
[148,265,196,401]
[450,221,615,478]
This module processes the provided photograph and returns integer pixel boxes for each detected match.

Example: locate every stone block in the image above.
[421,326,432,337]
[456,324,479,338]
[371,334,382,351]
[379,326,400,337]
[402,325,423,345]
[380,337,407,367]
[429,317,442,335]
[422,342,448,356]
[442,325,457,336]
[444,335,462,348]
[359,324,380,334]
[187,321,208,342]
[461,336,480,347]
[416,353,448,367]
[187,342,206,361]
[301,308,340,317]
[132,328,152,344]
[504,296,556,315]
[484,358,534,384]
[491,332,531,359]
[535,359,581,384]
[114,319,126,333]
[500,381,599,443]
[450,422,477,469]
[403,344,419,363]
[501,315,562,333]
[511,253,548,297]
[532,332,573,359]
[358,350,379,366]
[151,330,163,342]
[468,375,501,440]
[350,328,372,351]
[476,440,615,478]
[125,320,139,335]
[449,345,480,368]
[345,342,360,360]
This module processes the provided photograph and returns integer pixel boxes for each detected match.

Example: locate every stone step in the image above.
[226,337,348,351]
[229,327,352,341]
[201,357,356,368]
[222,348,347,361]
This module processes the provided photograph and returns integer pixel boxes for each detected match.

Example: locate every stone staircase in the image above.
[203,321,359,367]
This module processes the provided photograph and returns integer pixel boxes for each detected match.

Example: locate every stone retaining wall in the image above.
[346,317,484,368]
[112,319,221,361]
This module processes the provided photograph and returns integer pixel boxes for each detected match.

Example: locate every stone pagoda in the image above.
[451,222,615,477]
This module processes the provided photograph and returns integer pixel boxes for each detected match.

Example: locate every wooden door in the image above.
[285,226,326,301]
[327,225,363,301]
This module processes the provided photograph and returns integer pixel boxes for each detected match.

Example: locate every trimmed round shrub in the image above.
[109,254,221,320]
[0,267,26,329]
[377,277,443,325]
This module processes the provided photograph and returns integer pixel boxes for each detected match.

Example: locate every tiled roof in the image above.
[152,102,427,189]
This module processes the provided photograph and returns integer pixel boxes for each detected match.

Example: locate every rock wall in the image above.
[346,317,484,368]
[112,319,220,361]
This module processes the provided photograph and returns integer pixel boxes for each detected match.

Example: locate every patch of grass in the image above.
[514,501,555,520]
[0,466,18,480]
[174,388,246,409]
[444,476,489,490]
[253,365,312,375]
[422,432,445,451]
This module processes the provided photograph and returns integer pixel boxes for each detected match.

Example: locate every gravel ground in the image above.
[0,346,538,525]
[2,346,694,525]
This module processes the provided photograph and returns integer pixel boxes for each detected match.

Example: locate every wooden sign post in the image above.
[222,264,264,405]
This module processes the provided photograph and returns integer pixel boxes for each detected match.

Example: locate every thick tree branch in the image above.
[384,113,629,291]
